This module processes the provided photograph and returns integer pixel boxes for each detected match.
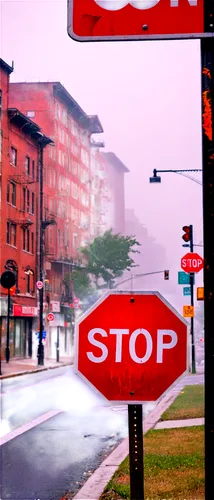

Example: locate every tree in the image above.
[81,229,140,287]
[72,269,93,301]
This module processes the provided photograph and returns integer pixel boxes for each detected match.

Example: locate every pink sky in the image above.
[0,0,204,304]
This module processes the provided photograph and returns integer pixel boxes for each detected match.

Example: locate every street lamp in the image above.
[149,168,202,185]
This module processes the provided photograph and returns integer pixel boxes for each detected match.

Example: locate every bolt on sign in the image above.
[183,305,194,317]
[67,0,214,41]
[75,291,188,403]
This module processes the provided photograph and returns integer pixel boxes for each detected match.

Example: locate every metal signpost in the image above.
[75,291,188,500]
[67,1,214,497]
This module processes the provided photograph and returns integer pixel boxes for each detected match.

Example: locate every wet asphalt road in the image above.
[0,367,204,500]
[0,366,130,500]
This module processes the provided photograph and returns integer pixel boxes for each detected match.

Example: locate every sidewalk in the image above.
[72,374,204,500]
[0,356,73,379]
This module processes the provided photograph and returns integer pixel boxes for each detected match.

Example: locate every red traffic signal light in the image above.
[182,226,191,242]
[164,270,169,280]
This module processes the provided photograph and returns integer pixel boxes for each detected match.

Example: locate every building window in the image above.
[23,228,30,252]
[25,156,30,176]
[49,197,53,213]
[58,229,60,246]
[6,182,16,206]
[61,129,64,144]
[72,182,78,199]
[11,182,16,206]
[27,190,30,213]
[73,233,78,249]
[6,183,10,203]
[25,269,34,294]
[49,228,53,245]
[22,187,26,212]
[32,160,35,179]
[7,223,16,247]
[26,111,35,118]
[31,192,35,215]
[11,147,17,166]
[0,90,2,112]
[31,232,34,254]
[72,161,78,176]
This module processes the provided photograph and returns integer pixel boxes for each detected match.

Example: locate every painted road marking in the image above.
[0,410,62,446]
[0,372,66,397]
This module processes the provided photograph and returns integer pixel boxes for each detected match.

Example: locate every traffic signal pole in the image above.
[189,226,196,374]
[201,34,214,500]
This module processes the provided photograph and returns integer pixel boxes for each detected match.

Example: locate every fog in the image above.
[1,0,204,315]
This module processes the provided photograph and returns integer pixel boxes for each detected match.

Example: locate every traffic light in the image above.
[164,270,169,280]
[182,225,192,242]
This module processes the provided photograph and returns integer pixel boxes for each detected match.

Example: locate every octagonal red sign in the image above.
[67,0,214,41]
[181,252,204,274]
[75,291,188,403]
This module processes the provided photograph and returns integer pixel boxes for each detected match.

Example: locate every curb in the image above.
[0,362,73,380]
[72,383,185,500]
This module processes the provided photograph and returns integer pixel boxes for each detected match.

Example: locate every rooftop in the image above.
[8,108,53,146]
[102,152,129,173]
[0,58,14,75]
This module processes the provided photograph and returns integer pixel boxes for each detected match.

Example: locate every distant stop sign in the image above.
[75,292,188,403]
[181,252,204,274]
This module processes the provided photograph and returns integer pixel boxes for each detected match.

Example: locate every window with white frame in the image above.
[72,160,78,176]
[72,182,78,199]
[71,142,79,157]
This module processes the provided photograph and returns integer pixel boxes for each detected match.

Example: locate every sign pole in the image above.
[5,288,11,363]
[128,404,144,500]
[201,34,214,500]
[189,225,196,374]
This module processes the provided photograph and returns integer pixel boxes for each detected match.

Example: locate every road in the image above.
[0,367,204,500]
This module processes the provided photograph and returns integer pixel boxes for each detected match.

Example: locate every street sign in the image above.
[183,305,194,317]
[73,297,79,304]
[178,271,190,285]
[68,0,214,42]
[0,271,16,289]
[37,281,43,290]
[197,287,204,300]
[75,291,188,403]
[47,313,54,322]
[183,286,191,296]
[181,253,204,274]
[36,330,46,339]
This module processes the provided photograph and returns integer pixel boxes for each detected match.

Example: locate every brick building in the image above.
[102,152,129,235]
[9,82,103,359]
[0,59,52,359]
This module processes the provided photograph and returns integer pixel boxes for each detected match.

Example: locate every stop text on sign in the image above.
[87,328,177,364]
[182,258,203,269]
[95,0,197,10]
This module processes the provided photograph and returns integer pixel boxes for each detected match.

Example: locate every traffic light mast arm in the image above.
[114,270,168,289]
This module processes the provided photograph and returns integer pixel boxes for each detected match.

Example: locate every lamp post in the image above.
[36,134,55,366]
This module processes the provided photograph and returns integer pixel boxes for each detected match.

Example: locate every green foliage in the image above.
[81,230,140,286]
[72,269,92,300]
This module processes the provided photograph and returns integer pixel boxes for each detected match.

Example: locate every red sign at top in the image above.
[181,252,204,273]
[68,0,213,41]
[75,291,188,403]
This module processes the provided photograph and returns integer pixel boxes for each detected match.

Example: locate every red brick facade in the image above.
[0,60,51,359]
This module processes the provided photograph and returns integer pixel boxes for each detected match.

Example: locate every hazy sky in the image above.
[0,0,204,301]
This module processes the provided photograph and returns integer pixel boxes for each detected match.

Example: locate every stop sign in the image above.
[68,0,207,41]
[181,252,204,274]
[75,291,188,403]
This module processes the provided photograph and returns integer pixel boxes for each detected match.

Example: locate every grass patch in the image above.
[160,385,204,421]
[100,426,204,500]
